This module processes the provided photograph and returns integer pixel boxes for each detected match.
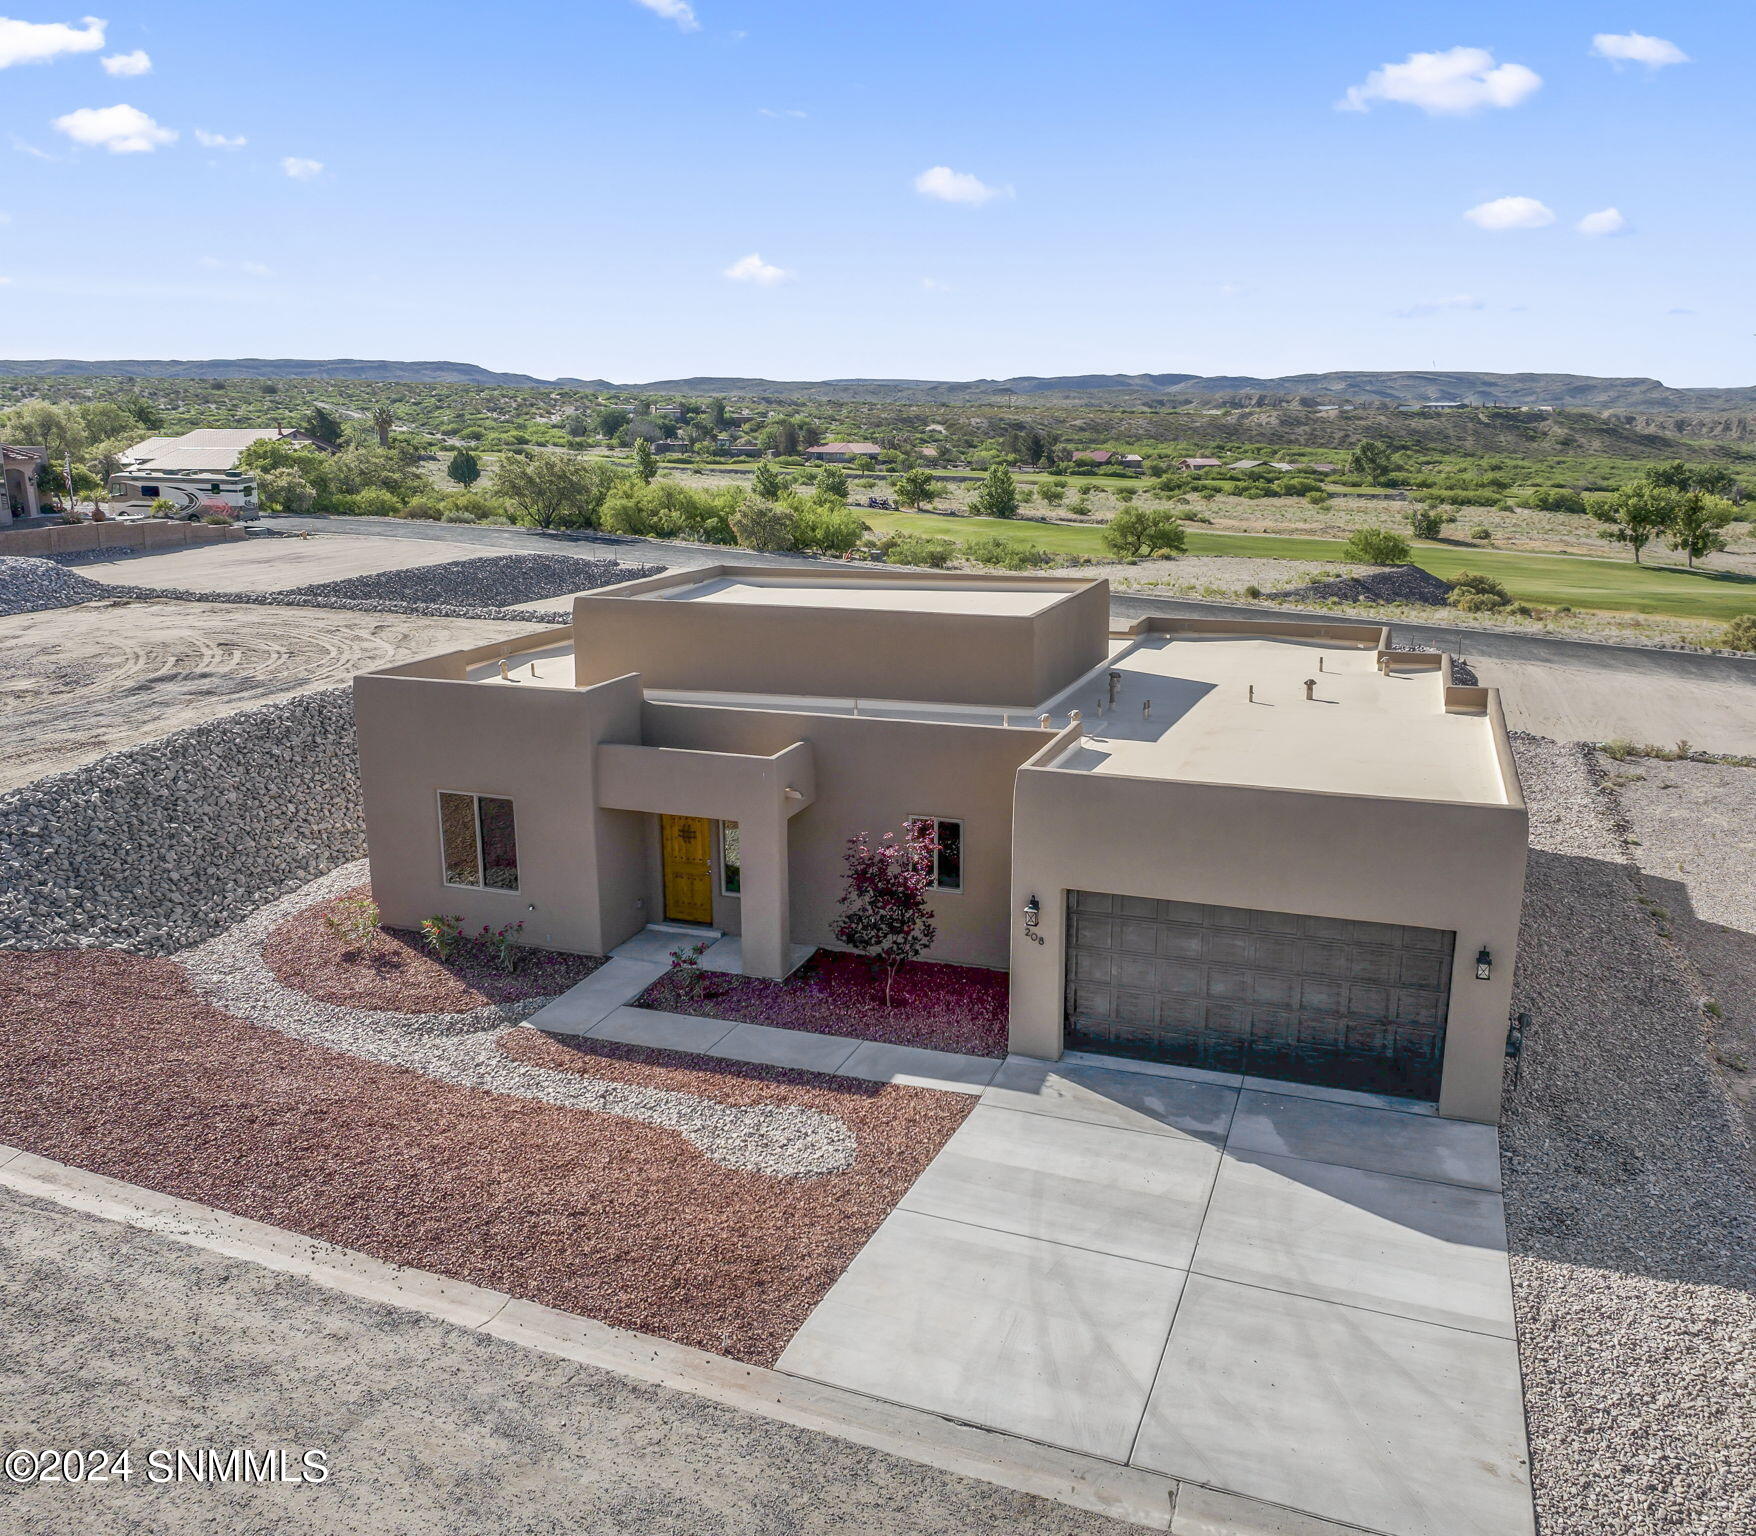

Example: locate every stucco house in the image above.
[802,442,883,463]
[2,444,48,525]
[355,566,1526,1123]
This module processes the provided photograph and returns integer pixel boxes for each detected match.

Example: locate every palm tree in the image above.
[371,406,394,449]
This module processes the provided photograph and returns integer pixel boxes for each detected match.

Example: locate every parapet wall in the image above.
[2,520,247,558]
[0,688,364,955]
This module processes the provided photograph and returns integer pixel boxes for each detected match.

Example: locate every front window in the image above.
[720,820,741,895]
[907,816,963,892]
[439,791,519,890]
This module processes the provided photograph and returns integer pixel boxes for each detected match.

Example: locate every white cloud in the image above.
[194,128,246,149]
[1464,195,1554,230]
[101,48,151,76]
[723,252,791,286]
[0,14,105,68]
[920,277,951,291]
[53,103,176,154]
[240,260,271,277]
[634,0,699,31]
[1394,293,1485,318]
[1339,46,1541,115]
[1217,282,1248,298]
[913,165,1010,205]
[0,275,11,285]
[757,107,806,119]
[1577,206,1627,237]
[281,155,323,180]
[1591,32,1688,68]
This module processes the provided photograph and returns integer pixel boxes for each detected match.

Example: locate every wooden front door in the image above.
[660,814,715,924]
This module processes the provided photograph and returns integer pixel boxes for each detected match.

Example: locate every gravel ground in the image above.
[280,552,656,606]
[1606,755,1756,1137]
[1270,564,1455,606]
[1,1191,1131,1536]
[1505,735,1756,1536]
[179,863,856,1177]
[0,598,535,791]
[0,940,970,1365]
[633,950,1012,1057]
[266,884,604,1011]
[1047,553,1357,595]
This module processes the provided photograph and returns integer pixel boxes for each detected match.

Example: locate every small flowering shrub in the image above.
[833,828,938,1008]
[478,919,525,973]
[420,914,464,961]
[668,938,713,995]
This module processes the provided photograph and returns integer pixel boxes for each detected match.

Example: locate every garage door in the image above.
[1065,892,1454,1101]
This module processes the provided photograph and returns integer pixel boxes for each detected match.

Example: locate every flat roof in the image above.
[1041,636,1506,804]
[646,574,1070,617]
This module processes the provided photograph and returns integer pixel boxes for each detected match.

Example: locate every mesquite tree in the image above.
[833,828,938,1007]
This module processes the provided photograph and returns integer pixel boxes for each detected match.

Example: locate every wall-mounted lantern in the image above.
[1475,946,1493,981]
[1023,896,1041,929]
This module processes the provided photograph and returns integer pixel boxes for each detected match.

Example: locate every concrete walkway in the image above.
[778,1056,1532,1536]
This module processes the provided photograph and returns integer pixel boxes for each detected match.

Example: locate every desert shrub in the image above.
[1280,477,1321,496]
[1340,527,1411,565]
[324,896,381,948]
[353,487,404,518]
[882,533,957,568]
[419,914,463,960]
[729,497,797,551]
[1305,490,1330,507]
[1526,487,1589,516]
[256,467,316,515]
[1719,614,1756,652]
[398,494,447,521]
[1470,526,1493,541]
[792,500,868,555]
[1449,591,1506,613]
[1036,480,1066,507]
[441,508,477,523]
[201,514,234,526]
[1407,508,1445,539]
[1243,584,1261,599]
[962,536,1053,570]
[1450,570,1510,602]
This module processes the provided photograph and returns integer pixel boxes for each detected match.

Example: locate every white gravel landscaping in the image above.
[177,863,856,1179]
[1506,736,1755,1536]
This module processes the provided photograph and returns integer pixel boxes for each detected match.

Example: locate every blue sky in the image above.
[2,2,1749,384]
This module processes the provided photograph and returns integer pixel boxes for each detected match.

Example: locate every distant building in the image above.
[107,427,323,514]
[1266,462,1301,473]
[1177,458,1222,471]
[1071,450,1144,472]
[804,442,883,462]
[1306,463,1339,475]
[1227,459,1266,470]
[2,444,48,526]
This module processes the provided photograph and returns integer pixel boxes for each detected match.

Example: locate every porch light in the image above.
[1023,896,1041,929]
[1475,947,1492,981]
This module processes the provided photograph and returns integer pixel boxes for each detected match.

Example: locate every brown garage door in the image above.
[1065,891,1454,1101]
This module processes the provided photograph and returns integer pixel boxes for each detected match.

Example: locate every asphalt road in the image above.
[259,513,1756,685]
[0,1190,1132,1536]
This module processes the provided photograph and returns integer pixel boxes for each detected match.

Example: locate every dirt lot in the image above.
[0,600,535,791]
[75,533,496,592]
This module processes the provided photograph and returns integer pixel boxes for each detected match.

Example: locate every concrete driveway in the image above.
[779,1057,1531,1536]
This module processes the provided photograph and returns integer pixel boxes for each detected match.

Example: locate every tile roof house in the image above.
[355,565,1527,1123]
[803,442,884,462]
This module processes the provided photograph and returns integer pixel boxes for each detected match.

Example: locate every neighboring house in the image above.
[1071,450,1144,471]
[2,445,48,525]
[107,427,322,514]
[1266,462,1302,473]
[1177,458,1222,471]
[803,442,883,463]
[355,566,1527,1123]
[1306,463,1339,475]
[1227,459,1265,470]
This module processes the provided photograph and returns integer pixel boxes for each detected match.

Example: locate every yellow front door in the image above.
[660,814,715,924]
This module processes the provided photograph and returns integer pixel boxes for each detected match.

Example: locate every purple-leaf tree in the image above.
[833,826,939,1008]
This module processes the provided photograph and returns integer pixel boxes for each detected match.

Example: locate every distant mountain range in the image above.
[3,359,1753,412]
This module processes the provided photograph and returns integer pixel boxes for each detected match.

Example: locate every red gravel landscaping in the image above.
[0,950,971,1366]
[264,885,603,1013]
[632,949,1010,1058]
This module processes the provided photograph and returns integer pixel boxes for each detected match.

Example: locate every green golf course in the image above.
[862,510,1756,623]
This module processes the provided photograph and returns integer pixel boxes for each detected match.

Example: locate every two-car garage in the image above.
[1064,890,1457,1102]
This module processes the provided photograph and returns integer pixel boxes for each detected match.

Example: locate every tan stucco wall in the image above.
[2,520,247,556]
[1006,761,1528,1123]
[570,565,1109,708]
[354,670,649,956]
[643,701,1053,968]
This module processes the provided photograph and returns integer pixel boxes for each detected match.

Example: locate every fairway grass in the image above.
[864,511,1756,623]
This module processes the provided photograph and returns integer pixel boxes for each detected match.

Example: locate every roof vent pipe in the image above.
[1304,678,1316,700]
